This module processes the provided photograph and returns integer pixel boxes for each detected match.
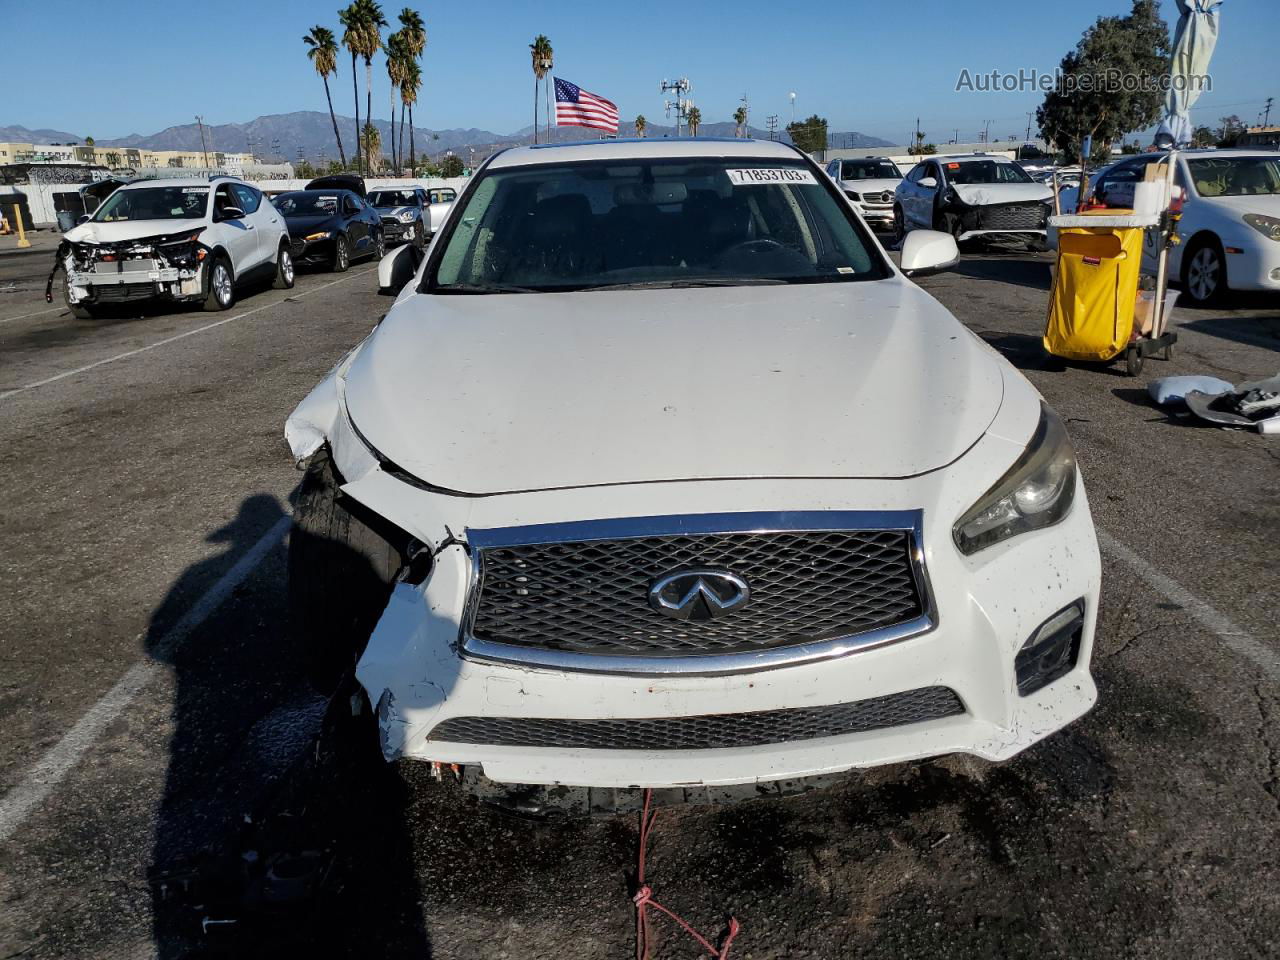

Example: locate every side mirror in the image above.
[378,242,423,295]
[919,176,938,189]
[76,214,91,225]
[218,206,246,221]
[900,229,959,277]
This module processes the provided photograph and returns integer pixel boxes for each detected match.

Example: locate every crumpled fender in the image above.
[284,337,380,485]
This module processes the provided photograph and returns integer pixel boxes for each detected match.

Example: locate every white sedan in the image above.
[1078,149,1280,305]
[286,138,1100,798]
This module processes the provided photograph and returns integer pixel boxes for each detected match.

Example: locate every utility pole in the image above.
[766,114,779,141]
[1265,97,1274,126]
[789,92,796,126]
[195,115,210,168]
[1025,112,1033,142]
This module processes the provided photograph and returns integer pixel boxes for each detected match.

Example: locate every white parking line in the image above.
[0,305,65,325]
[0,514,291,843]
[1097,529,1280,681]
[0,267,375,402]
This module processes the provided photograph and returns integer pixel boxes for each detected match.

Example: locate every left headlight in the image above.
[398,210,417,223]
[1243,213,1280,242]
[953,403,1077,555]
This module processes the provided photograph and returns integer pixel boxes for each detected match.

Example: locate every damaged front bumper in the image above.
[945,197,1051,241]
[286,356,1101,790]
[58,234,208,306]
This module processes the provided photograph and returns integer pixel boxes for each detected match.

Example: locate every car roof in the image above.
[117,177,226,190]
[932,153,1015,164]
[487,137,804,169]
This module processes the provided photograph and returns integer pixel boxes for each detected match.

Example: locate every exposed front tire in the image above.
[273,243,295,289]
[202,255,235,312]
[332,234,350,273]
[289,449,405,695]
[412,222,425,249]
[373,231,386,262]
[57,265,94,319]
[1181,237,1227,306]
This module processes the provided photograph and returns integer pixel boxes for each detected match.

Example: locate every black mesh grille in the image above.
[470,529,924,657]
[979,202,1047,230]
[429,686,964,750]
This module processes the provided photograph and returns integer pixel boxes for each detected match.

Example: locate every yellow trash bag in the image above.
[1043,225,1145,362]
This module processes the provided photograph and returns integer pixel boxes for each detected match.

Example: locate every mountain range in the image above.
[1,114,893,163]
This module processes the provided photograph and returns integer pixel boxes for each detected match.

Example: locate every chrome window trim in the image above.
[460,510,936,677]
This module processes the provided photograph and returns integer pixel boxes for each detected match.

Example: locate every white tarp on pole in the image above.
[1156,0,1223,146]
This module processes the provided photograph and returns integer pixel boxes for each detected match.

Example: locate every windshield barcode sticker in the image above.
[726,168,817,186]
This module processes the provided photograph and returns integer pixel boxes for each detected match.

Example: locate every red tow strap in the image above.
[633,789,742,960]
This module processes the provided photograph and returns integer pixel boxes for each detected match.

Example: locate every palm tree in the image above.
[634,115,647,138]
[400,59,421,175]
[733,105,747,138]
[687,106,702,137]
[356,0,388,177]
[529,35,552,144]
[362,121,381,172]
[305,26,347,167]
[385,30,408,171]
[397,9,427,174]
[339,5,363,173]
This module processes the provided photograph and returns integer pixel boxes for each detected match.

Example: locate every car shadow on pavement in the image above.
[146,494,432,958]
[1175,315,1280,352]
[953,257,1052,291]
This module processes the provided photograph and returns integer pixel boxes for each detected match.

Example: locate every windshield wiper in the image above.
[587,277,790,291]
[435,283,543,294]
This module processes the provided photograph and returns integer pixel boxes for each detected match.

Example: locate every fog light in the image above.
[1270,267,1280,282]
[1015,601,1084,696]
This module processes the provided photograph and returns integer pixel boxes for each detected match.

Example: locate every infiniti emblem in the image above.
[648,569,751,622]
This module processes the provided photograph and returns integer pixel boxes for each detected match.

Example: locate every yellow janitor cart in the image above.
[1043,209,1177,376]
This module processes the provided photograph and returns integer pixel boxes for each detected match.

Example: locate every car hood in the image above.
[845,178,901,196]
[285,214,340,234]
[374,205,417,218]
[63,218,207,244]
[343,281,1005,495]
[949,182,1054,206]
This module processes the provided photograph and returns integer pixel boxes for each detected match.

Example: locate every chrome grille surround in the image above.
[462,511,935,676]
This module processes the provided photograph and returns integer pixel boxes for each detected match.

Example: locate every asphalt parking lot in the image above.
[0,229,1277,959]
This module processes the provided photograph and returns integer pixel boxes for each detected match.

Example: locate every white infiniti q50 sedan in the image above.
[284,137,1100,799]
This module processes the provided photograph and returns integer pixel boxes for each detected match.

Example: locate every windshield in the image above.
[945,160,1034,184]
[273,192,341,216]
[430,158,888,293]
[92,186,208,222]
[369,189,418,207]
[1187,156,1280,197]
[842,160,902,180]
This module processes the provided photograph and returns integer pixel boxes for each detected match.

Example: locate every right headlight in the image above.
[1243,213,1280,242]
[953,403,1077,555]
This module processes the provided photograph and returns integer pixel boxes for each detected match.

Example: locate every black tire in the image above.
[934,211,961,239]
[892,205,906,246]
[202,255,235,312]
[57,265,94,319]
[412,221,425,249]
[1180,237,1227,306]
[289,449,405,695]
[1124,345,1144,377]
[273,243,295,290]
[332,234,350,273]
[373,231,386,262]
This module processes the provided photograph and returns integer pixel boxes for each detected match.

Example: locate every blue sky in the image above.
[6,0,1275,143]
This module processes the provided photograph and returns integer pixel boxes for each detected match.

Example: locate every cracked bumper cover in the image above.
[289,355,1101,789]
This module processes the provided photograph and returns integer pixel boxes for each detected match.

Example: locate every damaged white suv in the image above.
[55,176,292,317]
[286,139,1100,798]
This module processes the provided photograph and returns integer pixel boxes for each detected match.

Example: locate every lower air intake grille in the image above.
[428,686,964,751]
[980,202,1047,231]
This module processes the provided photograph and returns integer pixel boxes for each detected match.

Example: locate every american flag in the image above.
[553,77,619,134]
